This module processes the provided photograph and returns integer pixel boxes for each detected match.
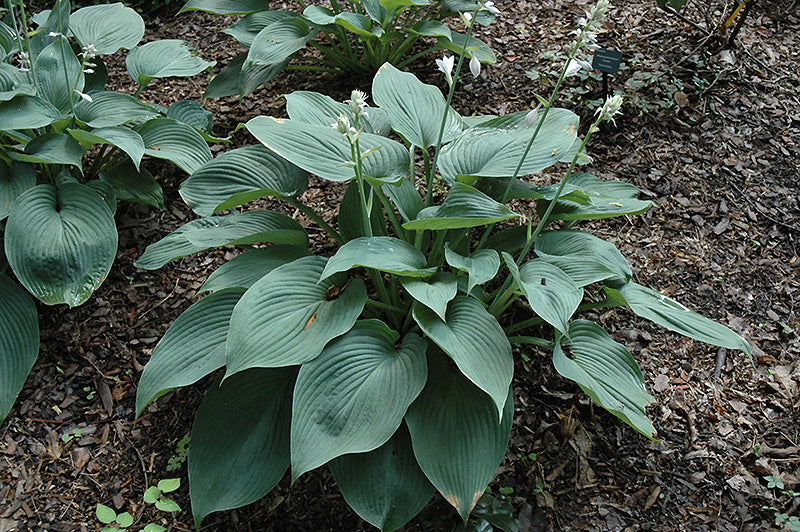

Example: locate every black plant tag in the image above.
[592,48,623,74]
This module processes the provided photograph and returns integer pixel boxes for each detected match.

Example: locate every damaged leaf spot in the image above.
[326,285,343,301]
[304,312,317,330]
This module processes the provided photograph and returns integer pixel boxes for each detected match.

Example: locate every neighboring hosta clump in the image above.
[134,61,750,529]
[0,0,217,423]
[180,0,498,98]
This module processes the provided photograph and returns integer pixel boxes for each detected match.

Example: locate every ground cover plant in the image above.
[180,0,499,98]
[0,0,217,423]
[134,2,752,530]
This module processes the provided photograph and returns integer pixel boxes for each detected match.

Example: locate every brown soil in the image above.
[2,1,799,531]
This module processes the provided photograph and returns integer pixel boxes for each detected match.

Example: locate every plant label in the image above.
[592,49,622,74]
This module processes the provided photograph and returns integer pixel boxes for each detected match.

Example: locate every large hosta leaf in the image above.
[180,145,307,217]
[135,211,307,270]
[135,289,245,416]
[372,63,462,148]
[9,132,84,170]
[330,425,434,532]
[100,162,163,209]
[285,90,391,136]
[438,32,496,63]
[553,320,655,437]
[541,173,654,221]
[34,37,83,113]
[291,320,427,479]
[534,230,631,287]
[400,273,457,321]
[405,353,513,521]
[226,256,367,372]
[403,182,519,231]
[338,181,383,241]
[384,177,423,222]
[136,118,212,174]
[608,282,751,355]
[0,162,36,221]
[505,256,582,336]
[0,274,40,424]
[246,117,409,184]
[0,95,63,130]
[244,18,313,71]
[68,126,145,170]
[180,0,268,14]
[73,91,160,128]
[224,11,299,48]
[200,246,310,293]
[437,109,578,182]
[5,183,117,306]
[320,236,436,280]
[444,245,499,294]
[189,367,294,527]
[70,3,145,55]
[412,295,512,417]
[126,40,215,86]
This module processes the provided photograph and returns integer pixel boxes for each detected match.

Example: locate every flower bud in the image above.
[333,114,351,135]
[524,106,542,128]
[469,55,481,78]
[347,89,367,115]
[595,94,624,124]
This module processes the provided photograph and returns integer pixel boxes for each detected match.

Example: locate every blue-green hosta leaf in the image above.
[100,162,163,209]
[246,116,409,184]
[401,273,457,321]
[607,282,751,355]
[135,289,245,416]
[412,295,512,417]
[437,108,579,182]
[484,225,527,254]
[534,230,631,287]
[126,40,215,86]
[70,3,145,55]
[4,183,117,306]
[223,11,298,48]
[463,111,530,130]
[86,179,117,215]
[136,118,212,174]
[403,182,519,231]
[204,54,245,98]
[553,320,655,437]
[320,236,436,280]
[68,126,145,170]
[441,0,496,25]
[0,63,35,102]
[473,177,588,204]
[200,246,311,293]
[285,91,391,136]
[330,425,434,532]
[0,274,40,424]
[166,100,213,133]
[244,18,313,69]
[73,91,160,128]
[384,177,424,222]
[0,95,63,130]
[360,0,387,23]
[34,37,84,114]
[504,255,582,336]
[444,245,499,294]
[438,32,496,63]
[542,173,654,221]
[0,162,36,221]
[0,21,17,59]
[405,352,513,521]
[291,320,428,479]
[189,367,294,528]
[338,181,383,241]
[333,12,384,38]
[10,133,84,170]
[373,63,462,149]
[135,211,307,270]
[39,0,70,33]
[180,0,269,15]
[226,256,367,372]
[411,20,451,40]
[239,58,288,97]
[180,145,308,217]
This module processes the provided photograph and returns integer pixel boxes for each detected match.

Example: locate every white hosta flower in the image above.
[469,55,481,78]
[524,105,542,128]
[482,1,500,15]
[74,89,93,103]
[347,89,368,116]
[333,114,351,135]
[82,43,98,59]
[565,57,592,77]
[47,31,62,38]
[461,11,473,25]
[436,55,455,86]
[595,94,623,124]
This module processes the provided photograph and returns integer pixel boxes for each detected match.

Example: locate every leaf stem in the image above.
[508,335,553,348]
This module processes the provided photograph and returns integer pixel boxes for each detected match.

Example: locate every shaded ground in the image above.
[2,0,799,531]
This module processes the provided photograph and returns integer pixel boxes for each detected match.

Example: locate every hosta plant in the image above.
[0,0,217,423]
[180,0,498,98]
[135,2,750,529]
